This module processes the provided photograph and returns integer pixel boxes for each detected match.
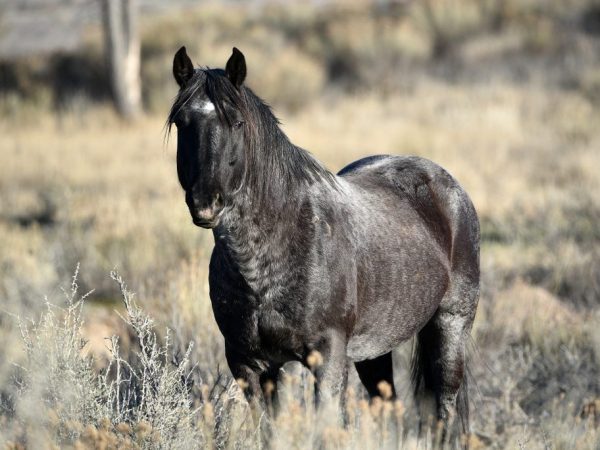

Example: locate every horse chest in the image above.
[235,239,294,295]
[255,303,304,359]
[210,248,309,361]
[218,298,305,362]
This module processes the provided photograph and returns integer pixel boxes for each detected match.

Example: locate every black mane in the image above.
[167,68,336,206]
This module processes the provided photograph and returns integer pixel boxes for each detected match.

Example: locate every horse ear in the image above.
[225,47,246,89]
[173,46,194,88]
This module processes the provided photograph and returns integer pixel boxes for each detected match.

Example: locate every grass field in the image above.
[1,1,599,448]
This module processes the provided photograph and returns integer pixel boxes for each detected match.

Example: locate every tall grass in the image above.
[1,0,600,448]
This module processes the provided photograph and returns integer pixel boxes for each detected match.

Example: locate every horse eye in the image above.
[234,120,244,129]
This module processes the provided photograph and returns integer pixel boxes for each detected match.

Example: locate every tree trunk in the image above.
[101,0,141,119]
[422,0,451,59]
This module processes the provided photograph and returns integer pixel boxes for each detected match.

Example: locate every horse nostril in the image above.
[214,193,223,207]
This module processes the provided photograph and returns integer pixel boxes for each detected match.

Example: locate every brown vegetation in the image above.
[1,0,599,448]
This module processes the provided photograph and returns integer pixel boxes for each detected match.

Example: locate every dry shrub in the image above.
[80,307,135,369]
[247,46,325,113]
[3,268,202,449]
[412,0,483,58]
[156,250,226,383]
[522,15,560,53]
[491,279,581,347]
[579,67,600,105]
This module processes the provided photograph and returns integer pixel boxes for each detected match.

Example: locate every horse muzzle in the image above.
[191,208,223,228]
[187,193,224,229]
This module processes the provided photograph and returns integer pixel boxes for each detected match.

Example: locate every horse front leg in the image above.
[225,346,271,437]
[309,329,349,423]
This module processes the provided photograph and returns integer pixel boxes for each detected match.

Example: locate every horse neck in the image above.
[218,141,326,295]
[224,152,310,253]
[218,189,305,298]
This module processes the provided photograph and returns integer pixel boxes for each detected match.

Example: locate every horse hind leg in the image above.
[436,311,471,428]
[411,166,479,443]
[411,291,476,443]
[354,351,396,399]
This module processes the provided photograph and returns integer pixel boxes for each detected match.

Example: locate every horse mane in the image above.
[167,68,336,208]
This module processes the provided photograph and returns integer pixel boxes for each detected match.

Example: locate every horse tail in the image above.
[456,361,470,437]
[410,329,437,425]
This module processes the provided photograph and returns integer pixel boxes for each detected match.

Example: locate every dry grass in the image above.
[1,0,600,448]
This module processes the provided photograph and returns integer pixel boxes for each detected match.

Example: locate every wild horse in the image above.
[168,47,480,438]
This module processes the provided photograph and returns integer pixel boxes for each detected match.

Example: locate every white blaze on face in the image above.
[190,100,216,114]
[200,101,215,113]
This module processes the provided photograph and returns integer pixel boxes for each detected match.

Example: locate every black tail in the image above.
[410,324,471,440]
[456,369,470,436]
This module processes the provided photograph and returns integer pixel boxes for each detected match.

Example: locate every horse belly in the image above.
[346,237,449,361]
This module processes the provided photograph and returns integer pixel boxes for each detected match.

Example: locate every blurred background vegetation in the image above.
[4,0,600,116]
[1,0,600,448]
